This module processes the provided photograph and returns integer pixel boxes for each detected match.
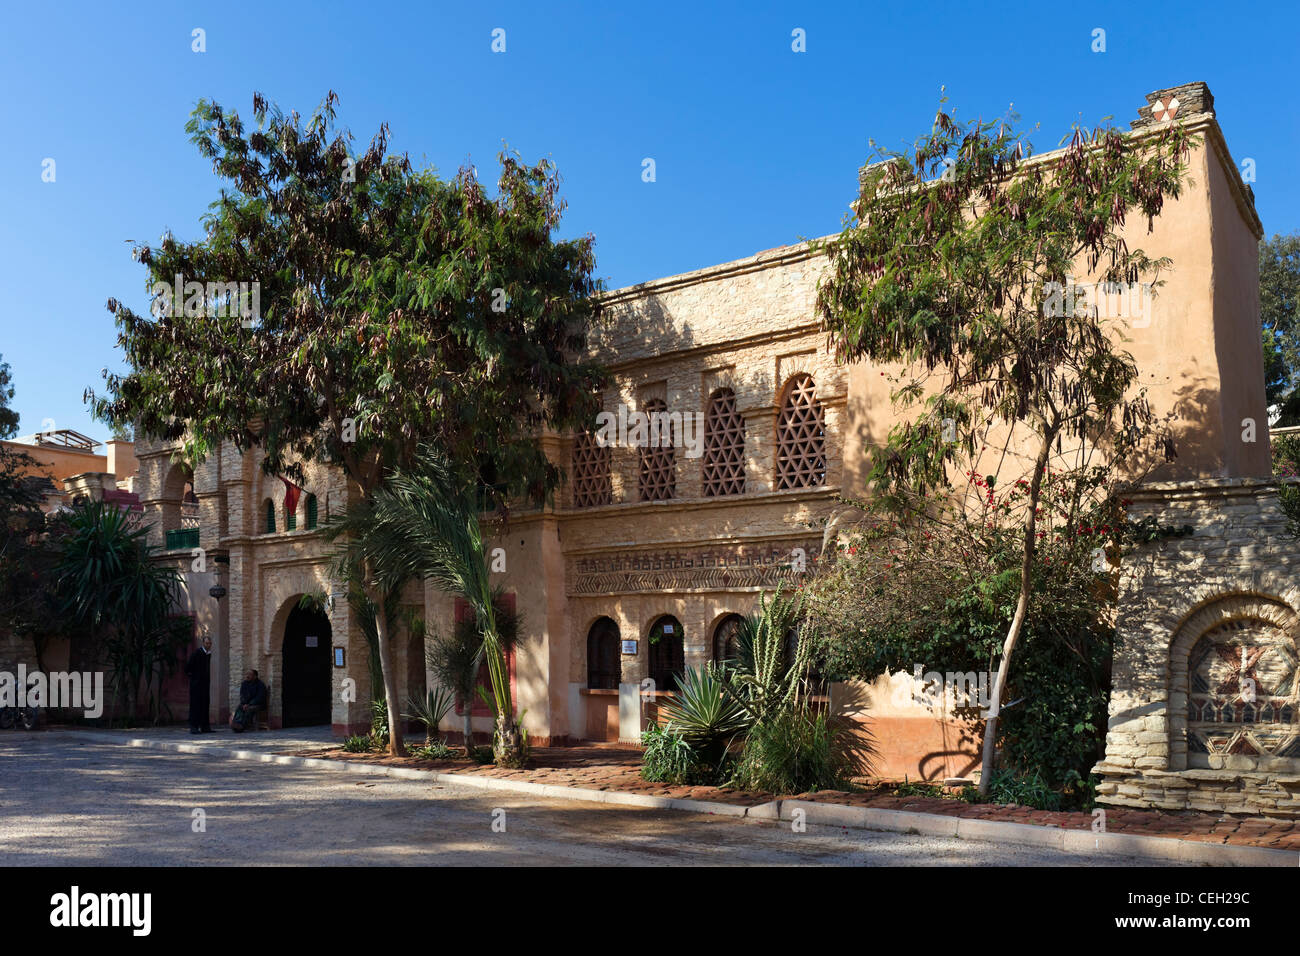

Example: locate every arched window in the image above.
[263,499,276,534]
[285,500,297,531]
[713,614,746,665]
[639,398,675,502]
[305,493,318,530]
[571,432,612,508]
[586,617,621,689]
[702,388,745,497]
[776,374,827,490]
[647,615,685,692]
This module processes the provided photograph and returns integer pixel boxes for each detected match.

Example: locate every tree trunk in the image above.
[977,430,1055,796]
[364,564,406,757]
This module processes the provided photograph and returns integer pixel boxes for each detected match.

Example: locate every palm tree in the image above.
[426,588,522,751]
[326,447,527,766]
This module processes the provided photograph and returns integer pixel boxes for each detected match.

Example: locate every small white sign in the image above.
[662,624,674,634]
[621,640,638,655]
[305,635,318,648]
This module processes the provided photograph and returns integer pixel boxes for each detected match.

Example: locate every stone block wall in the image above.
[1095,477,1300,816]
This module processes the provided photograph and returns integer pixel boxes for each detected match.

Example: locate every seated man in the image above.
[230,669,268,732]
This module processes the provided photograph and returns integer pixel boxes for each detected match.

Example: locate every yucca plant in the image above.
[657,663,750,771]
[403,686,455,745]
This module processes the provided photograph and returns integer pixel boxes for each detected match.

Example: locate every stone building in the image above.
[132,82,1278,788]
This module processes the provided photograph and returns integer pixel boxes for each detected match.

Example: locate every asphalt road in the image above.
[0,736,1187,866]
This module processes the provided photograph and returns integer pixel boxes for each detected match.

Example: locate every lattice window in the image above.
[263,499,276,534]
[587,617,621,689]
[571,432,612,508]
[639,398,675,502]
[648,616,685,692]
[703,388,745,497]
[305,494,318,530]
[776,374,827,490]
[1187,621,1300,762]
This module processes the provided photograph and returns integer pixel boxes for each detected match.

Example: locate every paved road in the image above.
[0,736,1187,866]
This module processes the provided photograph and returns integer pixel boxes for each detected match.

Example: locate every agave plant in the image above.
[657,663,750,770]
[403,686,455,745]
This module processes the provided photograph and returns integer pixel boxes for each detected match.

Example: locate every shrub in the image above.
[656,664,749,770]
[640,723,716,785]
[342,735,374,753]
[409,740,458,760]
[729,708,851,794]
[985,768,1061,811]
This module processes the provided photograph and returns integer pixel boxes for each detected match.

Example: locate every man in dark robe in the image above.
[185,636,213,733]
[230,669,268,732]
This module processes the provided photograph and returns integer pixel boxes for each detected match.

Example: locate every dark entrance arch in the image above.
[282,603,332,727]
[648,615,685,692]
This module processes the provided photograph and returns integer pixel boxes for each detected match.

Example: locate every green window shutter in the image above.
[306,494,318,529]
[265,500,276,534]
[286,510,296,531]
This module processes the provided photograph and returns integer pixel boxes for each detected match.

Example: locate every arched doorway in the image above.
[648,615,685,692]
[587,617,621,689]
[713,613,745,665]
[282,603,332,726]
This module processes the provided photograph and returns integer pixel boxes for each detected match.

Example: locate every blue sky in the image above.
[1,0,1296,440]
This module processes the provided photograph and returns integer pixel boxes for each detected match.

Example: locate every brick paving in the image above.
[287,742,1300,851]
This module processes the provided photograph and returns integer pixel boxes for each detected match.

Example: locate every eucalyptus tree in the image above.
[815,105,1192,792]
[90,92,605,755]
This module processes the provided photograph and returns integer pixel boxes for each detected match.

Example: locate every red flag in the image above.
[278,476,302,517]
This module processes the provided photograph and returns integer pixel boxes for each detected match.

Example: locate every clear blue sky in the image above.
[1,0,1296,440]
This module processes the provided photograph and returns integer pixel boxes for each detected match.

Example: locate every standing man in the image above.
[185,635,213,734]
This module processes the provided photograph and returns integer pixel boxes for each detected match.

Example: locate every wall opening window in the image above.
[305,493,318,530]
[702,388,745,497]
[571,432,612,508]
[638,398,675,502]
[263,498,276,534]
[713,613,746,665]
[586,617,621,689]
[648,615,685,692]
[776,374,827,490]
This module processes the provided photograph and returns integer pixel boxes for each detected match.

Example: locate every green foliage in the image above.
[803,473,1116,793]
[467,744,495,765]
[985,768,1062,811]
[656,663,750,771]
[403,687,455,743]
[0,354,18,439]
[1260,233,1300,421]
[729,708,852,794]
[726,586,808,726]
[639,723,714,785]
[324,446,526,765]
[342,735,374,753]
[893,778,945,798]
[409,740,458,760]
[91,92,606,513]
[1271,432,1300,537]
[54,500,187,723]
[0,442,60,659]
